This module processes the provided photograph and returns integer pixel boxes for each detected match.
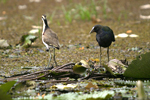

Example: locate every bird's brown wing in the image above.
[43,28,60,49]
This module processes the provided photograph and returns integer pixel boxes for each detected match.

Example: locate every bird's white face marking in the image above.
[42,15,46,20]
[41,16,46,35]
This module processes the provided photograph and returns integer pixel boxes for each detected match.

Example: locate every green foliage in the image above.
[0,81,16,100]
[19,34,38,48]
[62,0,98,23]
[77,4,91,20]
[62,5,72,23]
[103,0,108,19]
[49,11,56,23]
[73,65,87,74]
[124,52,150,78]
[0,0,7,3]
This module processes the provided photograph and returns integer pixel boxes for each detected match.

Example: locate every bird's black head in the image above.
[89,25,102,34]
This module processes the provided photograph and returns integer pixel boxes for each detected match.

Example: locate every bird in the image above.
[41,15,60,68]
[89,25,115,66]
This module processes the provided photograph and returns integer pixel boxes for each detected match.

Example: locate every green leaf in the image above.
[73,60,90,74]
[19,34,37,48]
[0,81,16,100]
[0,81,16,93]
[124,52,150,78]
[73,65,87,74]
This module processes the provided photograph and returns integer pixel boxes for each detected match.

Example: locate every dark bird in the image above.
[41,15,60,67]
[89,25,115,66]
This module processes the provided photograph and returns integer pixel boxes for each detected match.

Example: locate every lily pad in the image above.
[124,52,150,78]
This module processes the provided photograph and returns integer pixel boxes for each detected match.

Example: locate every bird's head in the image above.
[89,25,102,34]
[42,15,47,21]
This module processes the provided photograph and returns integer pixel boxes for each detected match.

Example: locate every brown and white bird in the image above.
[41,15,60,67]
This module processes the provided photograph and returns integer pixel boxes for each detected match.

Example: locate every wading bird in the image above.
[41,15,60,67]
[89,25,115,66]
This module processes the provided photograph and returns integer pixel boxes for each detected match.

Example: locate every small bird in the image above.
[41,15,60,67]
[89,25,115,66]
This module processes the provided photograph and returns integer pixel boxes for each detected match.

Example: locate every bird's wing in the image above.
[43,28,60,48]
[102,26,115,42]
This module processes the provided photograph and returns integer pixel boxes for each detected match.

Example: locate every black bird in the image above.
[41,15,60,67]
[89,25,115,66]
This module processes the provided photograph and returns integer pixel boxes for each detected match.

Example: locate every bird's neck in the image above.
[42,19,49,35]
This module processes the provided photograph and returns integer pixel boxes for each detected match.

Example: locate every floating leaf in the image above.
[124,52,150,78]
[73,60,90,74]
[54,84,77,90]
[103,64,116,76]
[126,30,132,34]
[117,33,128,38]
[0,81,16,93]
[85,82,98,89]
[108,59,127,74]
[0,39,10,48]
[73,65,87,74]
[129,34,139,38]
[18,34,37,48]
[29,29,39,34]
[80,60,90,68]
[0,81,16,100]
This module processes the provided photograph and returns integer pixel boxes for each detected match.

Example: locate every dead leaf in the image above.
[85,82,98,89]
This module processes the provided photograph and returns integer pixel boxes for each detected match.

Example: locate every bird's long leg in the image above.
[100,46,101,66]
[53,48,57,66]
[107,47,109,62]
[47,49,52,68]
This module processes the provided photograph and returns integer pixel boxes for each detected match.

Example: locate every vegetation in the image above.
[0,0,150,99]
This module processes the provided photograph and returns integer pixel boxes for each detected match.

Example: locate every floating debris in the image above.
[140,15,150,20]
[29,0,41,2]
[32,25,42,29]
[29,29,39,34]
[126,30,132,34]
[54,84,77,90]
[108,59,127,74]
[0,39,10,48]
[0,16,7,20]
[116,33,128,38]
[140,4,150,20]
[116,33,139,38]
[23,15,34,20]
[140,4,150,9]
[18,5,27,10]
[129,34,139,38]
[55,0,62,2]
[85,82,98,89]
